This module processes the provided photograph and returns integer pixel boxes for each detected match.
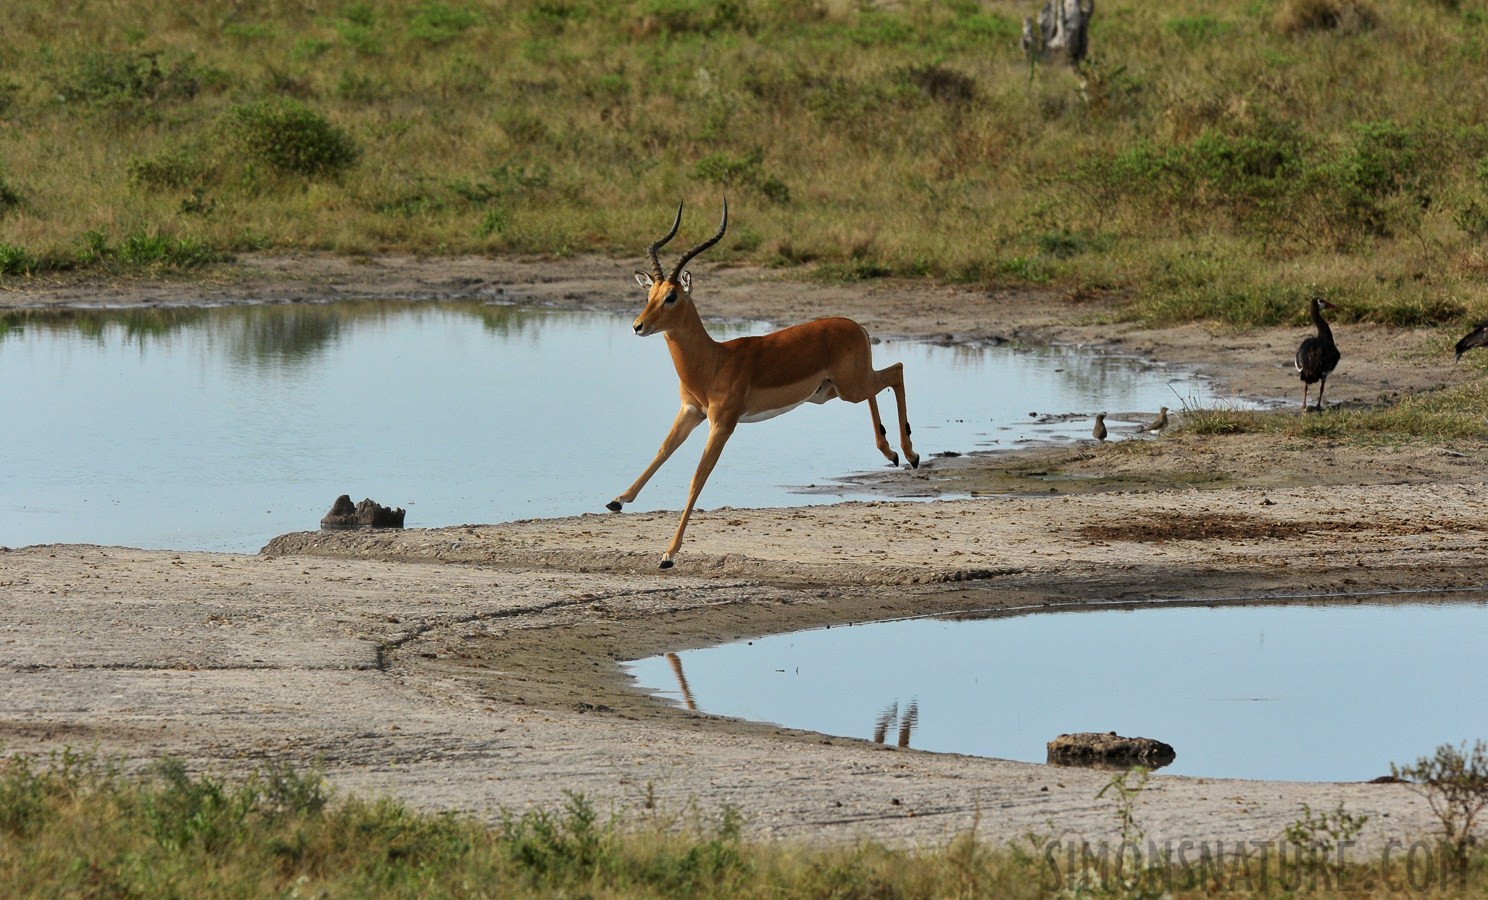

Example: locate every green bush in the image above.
[643,0,750,35]
[1077,117,1435,249]
[50,50,201,106]
[692,149,790,203]
[408,2,481,43]
[222,98,359,177]
[0,173,21,215]
[0,243,38,275]
[116,232,224,268]
[127,149,204,189]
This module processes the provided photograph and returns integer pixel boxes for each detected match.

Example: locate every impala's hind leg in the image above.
[867,395,899,466]
[837,360,918,469]
[886,364,919,468]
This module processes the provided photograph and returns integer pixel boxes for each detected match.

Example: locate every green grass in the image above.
[3,0,1488,329]
[4,750,1488,898]
[1180,380,1488,442]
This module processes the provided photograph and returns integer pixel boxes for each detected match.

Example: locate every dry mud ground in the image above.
[4,255,1488,850]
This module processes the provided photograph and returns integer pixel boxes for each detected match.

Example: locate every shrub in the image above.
[901,63,976,104]
[116,232,224,268]
[51,50,201,106]
[0,243,39,275]
[127,149,204,189]
[1457,198,1488,238]
[1165,15,1233,43]
[1275,0,1378,35]
[222,98,359,177]
[0,173,21,215]
[1075,116,1435,249]
[1392,740,1488,864]
[692,149,790,203]
[408,2,481,43]
[642,0,750,35]
[477,206,512,236]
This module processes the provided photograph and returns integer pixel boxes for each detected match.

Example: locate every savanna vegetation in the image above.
[2,0,1488,330]
[5,749,1488,899]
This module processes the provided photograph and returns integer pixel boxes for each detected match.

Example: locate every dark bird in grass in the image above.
[1454,321,1488,362]
[1295,296,1341,411]
[1141,406,1169,433]
[1092,412,1107,442]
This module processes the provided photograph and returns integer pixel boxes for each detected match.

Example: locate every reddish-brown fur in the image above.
[611,275,917,568]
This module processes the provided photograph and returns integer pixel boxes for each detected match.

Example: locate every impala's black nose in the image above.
[633,322,644,335]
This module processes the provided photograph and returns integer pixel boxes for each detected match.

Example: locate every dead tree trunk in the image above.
[1022,0,1094,65]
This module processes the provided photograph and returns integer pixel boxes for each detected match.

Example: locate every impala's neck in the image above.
[662,300,721,388]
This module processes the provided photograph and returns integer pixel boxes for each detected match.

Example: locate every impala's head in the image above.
[631,199,728,337]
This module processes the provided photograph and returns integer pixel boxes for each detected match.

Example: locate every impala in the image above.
[606,200,919,568]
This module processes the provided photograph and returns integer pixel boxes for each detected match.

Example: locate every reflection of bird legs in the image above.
[665,652,696,711]
[872,702,898,744]
[897,701,919,749]
[872,700,919,749]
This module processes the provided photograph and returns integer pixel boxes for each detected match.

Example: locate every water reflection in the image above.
[625,598,1488,782]
[872,700,919,748]
[666,652,697,711]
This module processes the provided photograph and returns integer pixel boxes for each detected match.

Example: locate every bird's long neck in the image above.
[1311,302,1334,344]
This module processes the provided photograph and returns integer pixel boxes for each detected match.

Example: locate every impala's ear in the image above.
[634,271,654,289]
[679,271,692,293]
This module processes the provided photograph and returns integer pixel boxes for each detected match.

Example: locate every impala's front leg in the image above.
[608,404,706,511]
[660,413,738,569]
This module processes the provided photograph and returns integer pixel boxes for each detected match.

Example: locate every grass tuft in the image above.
[222,97,359,178]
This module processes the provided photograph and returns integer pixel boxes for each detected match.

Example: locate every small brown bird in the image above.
[1142,406,1169,433]
[1296,296,1341,411]
[1455,321,1488,361]
[1092,412,1107,442]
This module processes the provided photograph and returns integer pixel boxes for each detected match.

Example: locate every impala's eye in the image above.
[663,290,678,305]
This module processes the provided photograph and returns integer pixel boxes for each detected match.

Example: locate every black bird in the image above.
[1295,297,1341,411]
[1092,412,1107,442]
[1455,321,1488,362]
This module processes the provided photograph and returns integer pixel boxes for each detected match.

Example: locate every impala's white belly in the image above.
[738,379,838,423]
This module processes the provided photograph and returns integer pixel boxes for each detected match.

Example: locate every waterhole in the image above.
[2,300,1230,551]
[626,596,1488,782]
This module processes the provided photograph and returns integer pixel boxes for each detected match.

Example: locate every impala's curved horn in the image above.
[646,202,684,282]
[668,197,727,285]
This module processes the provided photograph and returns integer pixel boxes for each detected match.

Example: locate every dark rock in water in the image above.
[355,497,405,528]
[320,494,359,529]
[320,494,405,529]
[1047,731,1176,770]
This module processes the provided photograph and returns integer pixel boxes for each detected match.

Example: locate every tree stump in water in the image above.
[1022,0,1095,66]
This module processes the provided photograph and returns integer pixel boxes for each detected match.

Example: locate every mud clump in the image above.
[320,494,406,529]
[1047,731,1176,770]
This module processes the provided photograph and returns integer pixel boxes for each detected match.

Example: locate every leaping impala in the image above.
[607,199,919,569]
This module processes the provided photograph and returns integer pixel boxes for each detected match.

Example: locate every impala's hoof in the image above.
[888,453,899,467]
[908,453,920,469]
[606,500,623,512]
[658,557,674,570]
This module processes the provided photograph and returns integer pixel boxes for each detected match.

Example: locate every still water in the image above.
[2,300,1231,552]
[626,598,1488,782]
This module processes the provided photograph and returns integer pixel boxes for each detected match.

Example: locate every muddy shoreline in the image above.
[3,254,1485,848]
